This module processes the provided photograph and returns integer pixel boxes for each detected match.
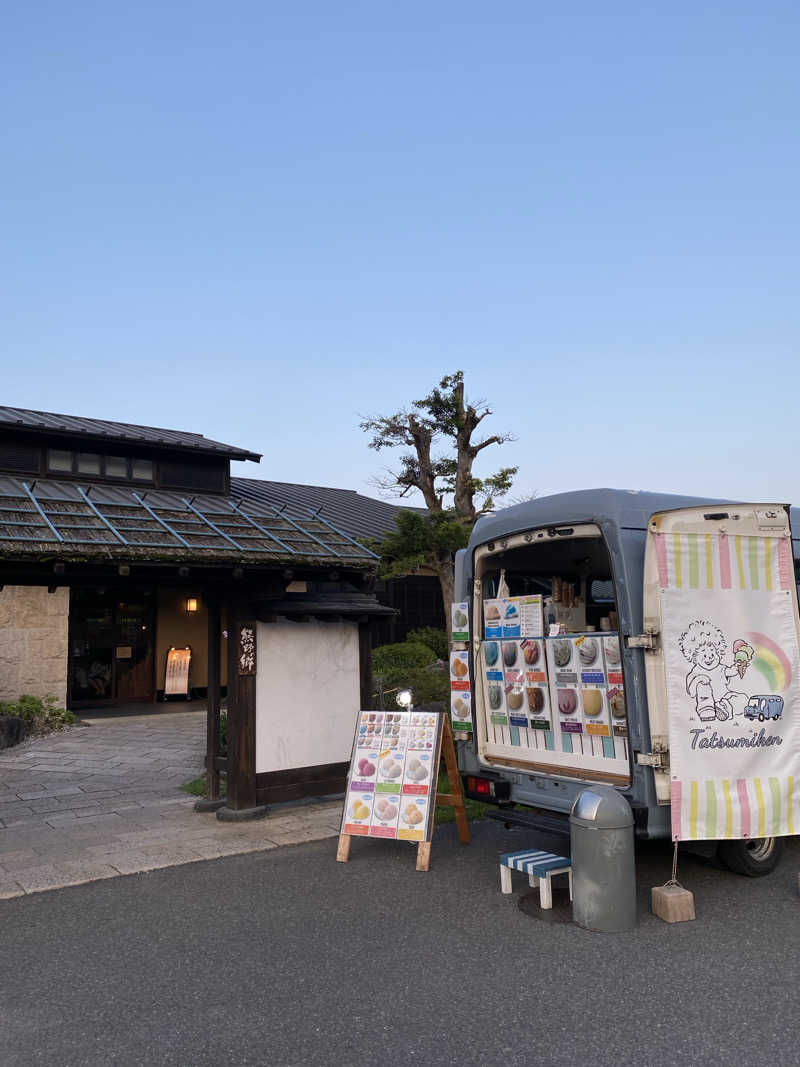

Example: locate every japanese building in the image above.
[0,404,399,813]
[0,407,444,712]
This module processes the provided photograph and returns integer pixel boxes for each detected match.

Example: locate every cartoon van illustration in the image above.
[744,695,784,722]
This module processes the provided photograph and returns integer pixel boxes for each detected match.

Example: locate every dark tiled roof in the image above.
[232,477,422,541]
[0,405,261,462]
[0,475,376,566]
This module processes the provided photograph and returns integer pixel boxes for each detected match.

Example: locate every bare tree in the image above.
[360,371,517,618]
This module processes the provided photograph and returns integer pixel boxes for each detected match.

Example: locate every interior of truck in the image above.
[471,524,631,784]
[480,533,618,632]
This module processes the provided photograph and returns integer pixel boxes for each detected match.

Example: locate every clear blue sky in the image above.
[3,2,799,506]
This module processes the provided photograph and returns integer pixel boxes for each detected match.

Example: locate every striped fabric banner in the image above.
[656,533,792,593]
[671,775,798,840]
[658,523,800,844]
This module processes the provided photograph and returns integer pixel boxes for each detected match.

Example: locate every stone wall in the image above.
[0,587,69,708]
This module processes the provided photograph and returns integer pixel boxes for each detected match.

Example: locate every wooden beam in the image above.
[225,598,258,810]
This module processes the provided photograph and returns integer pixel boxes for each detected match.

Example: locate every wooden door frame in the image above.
[112,593,157,703]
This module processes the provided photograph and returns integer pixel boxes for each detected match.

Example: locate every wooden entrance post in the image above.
[217,596,267,820]
[337,713,470,871]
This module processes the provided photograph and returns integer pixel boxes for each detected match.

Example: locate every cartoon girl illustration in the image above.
[678,620,749,722]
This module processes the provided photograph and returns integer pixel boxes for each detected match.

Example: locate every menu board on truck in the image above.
[546,636,583,751]
[522,638,551,731]
[483,596,544,639]
[602,634,629,761]
[341,711,444,843]
[451,602,470,643]
[482,640,508,732]
[539,633,631,767]
[449,650,472,734]
[450,690,472,730]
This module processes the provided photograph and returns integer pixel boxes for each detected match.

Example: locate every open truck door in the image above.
[643,504,800,853]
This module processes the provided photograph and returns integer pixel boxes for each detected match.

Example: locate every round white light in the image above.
[396,689,413,708]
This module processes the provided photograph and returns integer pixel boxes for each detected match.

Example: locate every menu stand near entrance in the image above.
[163,646,193,701]
[337,714,470,872]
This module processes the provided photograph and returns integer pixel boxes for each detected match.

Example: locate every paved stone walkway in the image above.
[0,709,342,898]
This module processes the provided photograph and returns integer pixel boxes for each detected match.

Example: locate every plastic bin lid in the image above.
[569,785,633,828]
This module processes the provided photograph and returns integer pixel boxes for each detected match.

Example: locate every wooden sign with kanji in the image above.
[238,623,257,676]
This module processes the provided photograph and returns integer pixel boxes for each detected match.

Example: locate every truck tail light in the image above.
[465,775,510,801]
[467,775,492,796]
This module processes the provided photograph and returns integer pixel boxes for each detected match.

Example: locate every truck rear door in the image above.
[643,504,800,839]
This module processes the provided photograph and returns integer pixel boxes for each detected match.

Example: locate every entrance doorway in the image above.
[68,588,156,707]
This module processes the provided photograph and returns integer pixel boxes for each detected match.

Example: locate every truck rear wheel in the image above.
[718,837,784,877]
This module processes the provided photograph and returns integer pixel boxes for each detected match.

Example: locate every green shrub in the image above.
[220,709,228,755]
[372,641,437,677]
[0,694,75,734]
[370,663,450,708]
[406,627,449,660]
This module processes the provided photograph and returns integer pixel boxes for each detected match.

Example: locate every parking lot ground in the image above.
[2,818,799,1066]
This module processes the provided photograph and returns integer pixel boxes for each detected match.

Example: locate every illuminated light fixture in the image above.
[185,597,199,614]
[396,688,414,709]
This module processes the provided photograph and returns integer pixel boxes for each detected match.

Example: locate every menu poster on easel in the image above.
[165,647,191,696]
[341,711,444,842]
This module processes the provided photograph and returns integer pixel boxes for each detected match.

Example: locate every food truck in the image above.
[453,489,800,876]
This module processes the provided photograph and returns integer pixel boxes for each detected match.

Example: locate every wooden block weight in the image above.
[651,883,696,923]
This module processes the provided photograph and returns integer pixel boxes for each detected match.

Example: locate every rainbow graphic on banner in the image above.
[744,631,792,692]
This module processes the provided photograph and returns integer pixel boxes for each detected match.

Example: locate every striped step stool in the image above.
[500,849,573,910]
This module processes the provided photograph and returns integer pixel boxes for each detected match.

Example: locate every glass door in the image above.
[68,589,155,705]
[113,597,155,702]
[69,589,114,703]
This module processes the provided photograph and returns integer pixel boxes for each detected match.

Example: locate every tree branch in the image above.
[469,432,516,456]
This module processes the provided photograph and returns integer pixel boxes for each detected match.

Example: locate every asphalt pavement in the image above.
[2,819,799,1067]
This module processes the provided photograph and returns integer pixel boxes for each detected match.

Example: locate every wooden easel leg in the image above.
[441,717,471,845]
[336,834,351,863]
[416,840,432,872]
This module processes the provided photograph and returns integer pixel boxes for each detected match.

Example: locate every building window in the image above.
[131,459,154,481]
[105,456,128,478]
[45,450,155,484]
[159,459,226,492]
[77,453,102,475]
[0,442,42,475]
[48,449,74,472]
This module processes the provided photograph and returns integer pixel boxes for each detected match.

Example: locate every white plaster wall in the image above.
[255,620,360,774]
[0,586,69,707]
